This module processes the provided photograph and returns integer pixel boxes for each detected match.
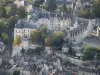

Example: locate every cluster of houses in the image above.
[14,10,95,43]
[0,0,100,75]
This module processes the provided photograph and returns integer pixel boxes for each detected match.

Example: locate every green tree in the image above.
[5,7,11,17]
[18,6,26,19]
[46,0,57,11]
[30,30,42,43]
[15,35,22,45]
[13,70,20,75]
[51,31,64,47]
[2,33,9,45]
[39,26,48,38]
[39,26,48,45]
[90,0,100,18]
[0,19,7,37]
[83,47,100,60]
[68,6,72,13]
[35,46,45,54]
[81,8,89,18]
[33,0,44,7]
[7,16,18,28]
[0,6,6,18]
[40,2,48,9]
[10,4,17,16]
[60,4,68,13]
[45,37,52,46]
[20,48,25,54]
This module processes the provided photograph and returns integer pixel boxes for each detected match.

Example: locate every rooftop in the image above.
[15,20,37,29]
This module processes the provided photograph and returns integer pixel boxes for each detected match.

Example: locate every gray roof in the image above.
[77,18,89,26]
[56,0,74,5]
[37,11,75,21]
[15,20,37,29]
[46,0,74,5]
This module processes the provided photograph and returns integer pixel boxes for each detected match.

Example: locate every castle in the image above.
[14,9,95,43]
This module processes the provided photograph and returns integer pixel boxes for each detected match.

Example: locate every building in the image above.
[64,18,94,42]
[14,0,28,7]
[45,0,75,9]
[33,12,75,31]
[14,20,37,40]
[0,38,5,52]
[34,11,93,42]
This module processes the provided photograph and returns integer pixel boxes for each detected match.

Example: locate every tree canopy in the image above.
[2,33,9,44]
[33,0,44,7]
[13,70,20,75]
[83,47,100,60]
[45,37,52,46]
[60,4,68,13]
[7,16,18,28]
[51,31,64,47]
[81,0,100,18]
[0,6,6,18]
[46,0,57,11]
[18,6,27,19]
[15,35,22,45]
[30,30,42,43]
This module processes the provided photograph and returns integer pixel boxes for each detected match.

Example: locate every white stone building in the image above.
[0,38,5,52]
[35,12,75,31]
[32,11,94,42]
[14,20,37,40]
[14,0,25,7]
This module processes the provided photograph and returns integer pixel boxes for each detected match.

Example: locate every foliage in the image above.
[20,48,25,54]
[68,46,76,56]
[30,30,42,43]
[13,70,20,75]
[2,33,9,44]
[27,46,45,55]
[46,0,57,11]
[83,47,100,60]
[0,19,7,37]
[7,16,18,28]
[0,19,7,29]
[9,4,17,16]
[51,31,64,47]
[15,35,22,45]
[81,0,100,18]
[40,2,48,9]
[81,8,89,18]
[39,26,48,44]
[5,7,10,17]
[91,0,100,18]
[18,6,27,19]
[33,0,44,7]
[0,6,6,18]
[35,46,45,54]
[45,37,52,46]
[60,4,68,13]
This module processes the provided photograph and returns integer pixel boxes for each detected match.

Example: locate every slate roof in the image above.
[0,70,9,75]
[37,11,76,22]
[15,20,37,29]
[77,18,89,26]
[56,0,74,5]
